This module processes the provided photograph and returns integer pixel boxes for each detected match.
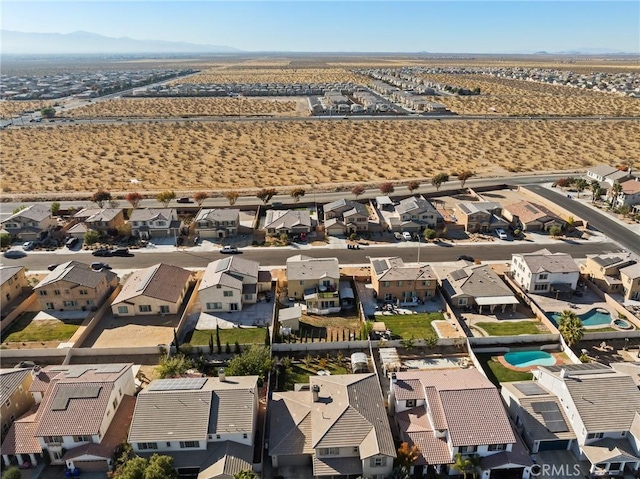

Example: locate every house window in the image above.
[73,436,91,443]
[320,448,339,456]
[206,302,222,310]
[180,441,199,448]
[406,399,416,408]
[139,305,152,313]
[397,281,403,287]
[299,281,305,286]
[383,281,390,287]
[39,290,48,296]
[422,281,431,286]
[538,274,548,280]
[138,442,158,450]
[45,436,63,444]
[244,294,252,301]
[117,306,128,314]
[86,300,94,306]
[2,424,8,433]
[112,397,118,409]
[353,447,359,454]
[488,444,507,451]
[166,442,171,447]
[223,291,233,297]
[243,433,248,439]
[79,289,88,295]
[64,300,78,307]
[458,298,468,306]
[534,284,548,291]
[371,457,387,467]
[216,434,221,439]
[5,399,11,407]
[157,221,166,227]
[587,433,604,439]
[160,305,170,314]
[459,445,478,454]
[54,290,61,296]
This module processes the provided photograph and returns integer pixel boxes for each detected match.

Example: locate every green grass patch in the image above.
[2,312,82,343]
[381,312,444,339]
[190,327,266,346]
[475,321,545,336]
[284,361,348,390]
[475,353,533,385]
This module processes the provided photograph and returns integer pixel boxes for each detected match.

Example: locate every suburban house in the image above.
[72,208,125,233]
[278,305,302,333]
[198,257,271,313]
[621,263,640,301]
[1,368,34,442]
[264,210,314,236]
[111,263,192,316]
[323,199,370,235]
[611,179,640,208]
[502,201,565,232]
[505,364,640,476]
[128,374,258,479]
[34,261,118,312]
[1,364,136,472]
[269,373,396,479]
[580,253,637,296]
[587,164,631,187]
[511,249,580,296]
[394,196,441,232]
[285,255,341,314]
[128,208,180,239]
[454,202,508,233]
[1,265,29,314]
[392,369,532,479]
[195,209,240,238]
[369,257,437,304]
[1,204,57,241]
[439,264,519,313]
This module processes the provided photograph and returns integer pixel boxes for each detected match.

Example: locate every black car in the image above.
[457,255,475,262]
[91,262,111,271]
[92,249,112,257]
[3,249,27,259]
[111,248,130,257]
[47,264,60,271]
[65,237,79,248]
[177,197,193,204]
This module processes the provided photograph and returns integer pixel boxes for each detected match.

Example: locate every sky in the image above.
[2,1,639,53]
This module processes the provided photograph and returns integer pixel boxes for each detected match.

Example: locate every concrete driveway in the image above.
[533,450,591,479]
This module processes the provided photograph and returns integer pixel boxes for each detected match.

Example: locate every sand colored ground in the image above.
[419,74,640,116]
[2,119,638,194]
[0,100,54,118]
[61,97,307,118]
[174,67,370,85]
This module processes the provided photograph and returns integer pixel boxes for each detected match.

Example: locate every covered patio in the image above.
[582,438,640,476]
[475,296,520,314]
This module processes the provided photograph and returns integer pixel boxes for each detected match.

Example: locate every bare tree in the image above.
[256,188,277,204]
[290,188,306,203]
[351,185,366,199]
[379,182,395,195]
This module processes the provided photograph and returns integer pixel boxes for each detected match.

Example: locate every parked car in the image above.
[394,232,403,241]
[495,228,508,240]
[22,241,35,251]
[90,262,111,271]
[220,246,239,254]
[177,197,193,204]
[65,237,79,248]
[92,248,113,257]
[111,248,130,257]
[3,249,27,259]
[402,232,412,241]
[457,255,475,262]
[47,264,60,271]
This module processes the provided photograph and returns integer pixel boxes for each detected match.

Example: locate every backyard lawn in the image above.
[2,312,82,343]
[282,357,349,391]
[475,353,533,385]
[475,321,546,336]
[381,312,444,339]
[190,327,267,346]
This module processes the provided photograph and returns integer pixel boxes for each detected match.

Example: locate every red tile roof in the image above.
[1,408,42,455]
[396,407,452,465]
[393,378,423,400]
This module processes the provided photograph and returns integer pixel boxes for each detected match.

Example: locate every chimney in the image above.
[560,368,569,379]
[391,372,397,384]
[218,368,226,382]
[312,384,320,402]
[31,366,41,377]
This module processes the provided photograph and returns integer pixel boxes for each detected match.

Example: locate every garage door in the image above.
[278,455,312,467]
[73,459,109,472]
[538,440,571,451]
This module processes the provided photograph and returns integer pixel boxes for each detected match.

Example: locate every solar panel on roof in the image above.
[514,383,547,396]
[148,377,207,391]
[51,385,102,410]
[532,401,558,413]
[541,411,569,433]
[215,257,232,273]
[135,268,157,292]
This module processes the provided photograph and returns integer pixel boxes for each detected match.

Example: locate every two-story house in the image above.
[504,364,640,476]
[369,257,437,304]
[285,255,340,314]
[269,373,396,479]
[34,261,118,312]
[128,208,180,239]
[198,257,271,313]
[128,374,258,479]
[621,263,640,301]
[587,165,631,188]
[454,202,508,233]
[1,266,29,314]
[1,204,57,241]
[1,364,136,472]
[0,368,34,442]
[195,208,240,238]
[72,208,125,233]
[111,263,192,316]
[264,210,314,236]
[323,199,370,235]
[612,178,640,208]
[511,249,580,296]
[391,369,532,479]
[395,196,441,232]
[502,201,565,232]
[580,253,636,296]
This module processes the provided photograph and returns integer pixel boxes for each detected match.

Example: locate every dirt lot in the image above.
[81,312,179,348]
[0,100,54,118]
[2,119,637,194]
[170,67,370,85]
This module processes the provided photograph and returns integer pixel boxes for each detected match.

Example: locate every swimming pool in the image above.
[549,308,612,328]
[504,350,556,368]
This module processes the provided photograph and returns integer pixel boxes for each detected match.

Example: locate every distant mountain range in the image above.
[1,30,242,54]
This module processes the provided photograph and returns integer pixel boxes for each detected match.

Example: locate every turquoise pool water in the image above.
[549,309,612,328]
[504,350,556,368]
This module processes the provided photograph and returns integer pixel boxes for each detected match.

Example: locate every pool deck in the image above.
[498,351,570,372]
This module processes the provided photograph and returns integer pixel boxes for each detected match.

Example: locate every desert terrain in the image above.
[1,119,637,194]
[0,100,54,118]
[171,67,370,85]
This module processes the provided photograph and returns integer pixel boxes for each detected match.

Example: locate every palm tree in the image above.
[574,178,588,198]
[608,182,623,209]
[589,179,601,202]
[452,453,473,479]
[557,310,584,347]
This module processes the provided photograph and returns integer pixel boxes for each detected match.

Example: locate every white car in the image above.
[495,229,508,240]
[402,232,412,241]
[220,245,239,254]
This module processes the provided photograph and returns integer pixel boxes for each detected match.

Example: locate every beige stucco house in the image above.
[369,257,437,304]
[1,266,29,314]
[1,204,57,241]
[1,369,34,442]
[285,255,340,315]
